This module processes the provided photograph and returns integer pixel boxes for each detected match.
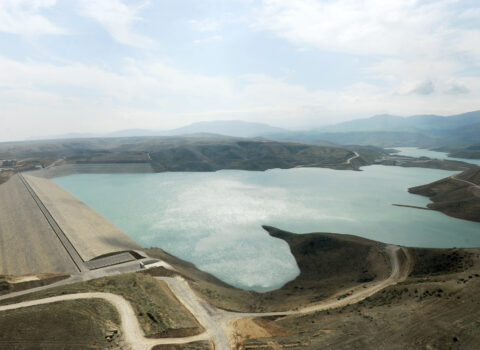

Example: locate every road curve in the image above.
[0,245,411,350]
[151,245,412,349]
[0,292,208,350]
[221,245,412,348]
[298,245,410,313]
[345,151,360,165]
[451,173,480,189]
[156,276,231,350]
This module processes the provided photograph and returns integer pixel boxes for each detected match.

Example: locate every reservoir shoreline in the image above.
[47,163,480,291]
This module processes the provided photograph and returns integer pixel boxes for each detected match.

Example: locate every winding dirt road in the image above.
[295,151,360,169]
[0,245,412,350]
[345,151,360,165]
[0,292,209,350]
[157,245,411,349]
[219,245,412,348]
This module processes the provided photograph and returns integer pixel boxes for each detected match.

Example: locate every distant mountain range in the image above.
[264,110,480,147]
[162,120,286,138]
[317,111,480,133]
[46,120,286,140]
[43,110,480,148]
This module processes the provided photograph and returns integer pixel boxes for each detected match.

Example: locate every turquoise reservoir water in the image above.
[54,165,480,291]
[394,147,480,166]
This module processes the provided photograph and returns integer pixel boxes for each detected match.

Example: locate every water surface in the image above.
[54,166,480,291]
[394,147,480,166]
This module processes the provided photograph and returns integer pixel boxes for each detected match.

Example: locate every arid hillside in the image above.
[239,246,480,350]
[409,168,480,222]
[146,226,391,313]
[0,136,369,172]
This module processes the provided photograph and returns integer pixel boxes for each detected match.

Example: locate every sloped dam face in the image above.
[0,173,141,276]
[53,165,480,292]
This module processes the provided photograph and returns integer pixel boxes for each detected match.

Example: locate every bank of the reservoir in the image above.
[394,147,480,166]
[53,165,480,292]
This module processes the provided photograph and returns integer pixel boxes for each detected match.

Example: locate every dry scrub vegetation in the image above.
[152,341,212,350]
[146,227,390,313]
[0,273,203,339]
[235,247,480,350]
[0,299,120,350]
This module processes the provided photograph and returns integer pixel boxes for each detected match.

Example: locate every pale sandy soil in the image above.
[6,275,39,283]
[0,175,78,275]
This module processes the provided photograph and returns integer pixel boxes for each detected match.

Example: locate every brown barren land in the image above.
[409,168,480,222]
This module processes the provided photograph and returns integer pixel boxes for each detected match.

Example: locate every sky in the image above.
[1,0,480,141]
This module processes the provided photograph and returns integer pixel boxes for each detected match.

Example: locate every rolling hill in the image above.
[0,136,367,173]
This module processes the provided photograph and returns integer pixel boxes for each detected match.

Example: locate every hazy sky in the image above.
[1,0,480,141]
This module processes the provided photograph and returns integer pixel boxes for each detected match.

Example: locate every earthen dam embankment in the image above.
[0,163,152,276]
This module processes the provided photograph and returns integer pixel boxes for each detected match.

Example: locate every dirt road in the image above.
[154,245,412,349]
[345,151,360,165]
[0,292,208,350]
[451,173,480,189]
[297,245,410,313]
[157,276,231,350]
[0,245,412,350]
[220,245,412,348]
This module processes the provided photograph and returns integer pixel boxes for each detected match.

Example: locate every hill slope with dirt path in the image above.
[409,168,480,222]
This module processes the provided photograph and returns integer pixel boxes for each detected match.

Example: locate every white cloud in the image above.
[0,0,66,36]
[3,52,480,142]
[253,0,473,57]
[445,83,470,95]
[252,1,479,106]
[189,17,229,45]
[189,18,221,32]
[0,55,235,105]
[253,0,480,97]
[1,0,479,142]
[458,7,480,21]
[3,1,480,142]
[79,0,155,48]
[410,80,435,95]
[193,35,223,45]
